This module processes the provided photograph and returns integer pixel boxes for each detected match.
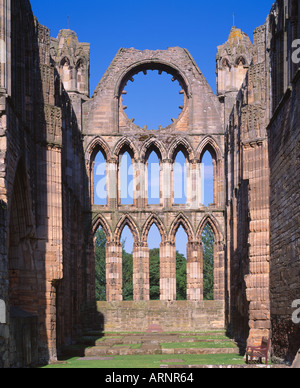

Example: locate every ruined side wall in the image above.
[49,30,91,352]
[268,72,300,362]
[0,0,51,366]
[225,22,271,347]
[267,0,300,363]
[0,0,10,367]
[0,0,88,366]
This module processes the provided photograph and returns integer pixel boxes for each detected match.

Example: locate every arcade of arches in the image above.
[90,141,223,303]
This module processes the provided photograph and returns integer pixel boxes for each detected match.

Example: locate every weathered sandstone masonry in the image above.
[219,24,272,347]
[0,0,88,366]
[96,301,225,333]
[267,0,300,362]
[83,47,226,305]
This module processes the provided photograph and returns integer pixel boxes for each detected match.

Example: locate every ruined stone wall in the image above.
[268,0,300,362]
[0,0,88,367]
[82,47,227,307]
[49,30,91,351]
[96,301,225,333]
[268,72,300,362]
[0,0,10,366]
[224,0,300,361]
[0,0,49,367]
[224,21,272,347]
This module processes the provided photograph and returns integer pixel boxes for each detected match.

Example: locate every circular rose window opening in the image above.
[121,70,184,130]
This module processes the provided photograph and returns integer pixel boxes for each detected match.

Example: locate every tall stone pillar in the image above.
[188,160,201,209]
[44,281,58,362]
[135,161,146,208]
[187,241,203,301]
[216,158,225,208]
[214,241,225,301]
[160,241,176,301]
[161,159,172,208]
[243,141,271,345]
[106,241,122,301]
[133,242,149,301]
[107,159,118,208]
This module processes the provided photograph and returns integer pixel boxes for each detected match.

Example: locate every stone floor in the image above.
[69,331,239,358]
[59,331,291,368]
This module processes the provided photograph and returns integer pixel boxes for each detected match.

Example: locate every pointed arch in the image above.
[221,57,232,70]
[140,137,167,163]
[113,137,139,161]
[75,57,87,70]
[142,141,163,206]
[196,136,222,162]
[197,136,224,207]
[169,213,195,244]
[168,137,195,162]
[116,139,136,206]
[235,56,247,67]
[114,214,140,243]
[86,137,111,206]
[59,57,72,86]
[86,136,111,164]
[142,214,167,244]
[92,214,112,243]
[60,56,71,68]
[197,215,225,301]
[196,214,223,244]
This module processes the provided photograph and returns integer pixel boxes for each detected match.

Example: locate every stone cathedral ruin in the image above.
[0,0,299,367]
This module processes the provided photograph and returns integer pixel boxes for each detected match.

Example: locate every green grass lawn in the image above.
[42,353,245,369]
[41,331,247,369]
[181,335,231,341]
[112,343,142,349]
[162,341,237,349]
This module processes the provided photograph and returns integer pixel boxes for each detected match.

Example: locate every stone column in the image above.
[42,146,63,283]
[160,241,176,301]
[161,159,172,208]
[212,159,217,205]
[106,241,122,301]
[44,281,58,362]
[107,159,118,209]
[214,242,225,301]
[133,242,149,301]
[188,160,201,210]
[187,241,203,301]
[135,160,146,208]
[216,158,225,208]
[243,141,271,345]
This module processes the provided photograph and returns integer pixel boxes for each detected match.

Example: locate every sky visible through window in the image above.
[122,71,183,130]
[147,152,160,205]
[30,0,275,256]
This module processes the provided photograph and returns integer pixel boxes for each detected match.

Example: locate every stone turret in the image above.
[217,27,253,120]
[50,29,90,97]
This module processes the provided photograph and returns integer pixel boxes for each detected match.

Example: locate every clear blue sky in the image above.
[31,0,274,95]
[30,0,275,255]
